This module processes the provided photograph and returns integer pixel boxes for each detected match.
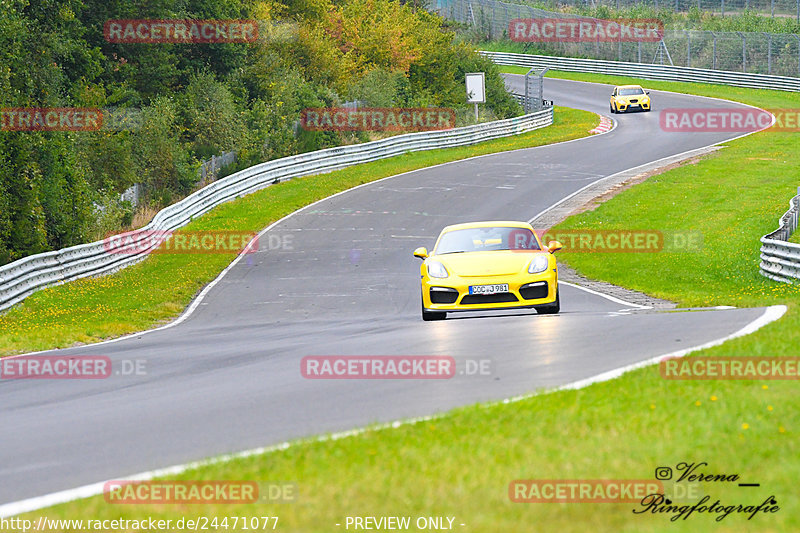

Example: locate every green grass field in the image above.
[10,70,800,532]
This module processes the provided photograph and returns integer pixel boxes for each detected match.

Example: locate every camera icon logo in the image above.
[655,467,673,480]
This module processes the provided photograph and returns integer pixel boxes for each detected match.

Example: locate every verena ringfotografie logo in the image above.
[299,108,456,132]
[660,108,778,132]
[103,481,296,504]
[1,108,103,131]
[509,480,664,503]
[509,18,663,42]
[302,356,457,379]
[531,229,702,253]
[660,357,800,380]
[104,20,258,43]
[103,230,263,255]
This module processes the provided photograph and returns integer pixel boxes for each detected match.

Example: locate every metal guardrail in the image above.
[0,108,553,313]
[481,50,800,91]
[760,189,800,283]
[449,0,800,76]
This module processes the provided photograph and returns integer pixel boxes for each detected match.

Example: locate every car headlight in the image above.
[528,255,550,274]
[427,261,449,278]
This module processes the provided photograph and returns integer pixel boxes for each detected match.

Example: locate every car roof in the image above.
[615,84,644,89]
[440,221,532,232]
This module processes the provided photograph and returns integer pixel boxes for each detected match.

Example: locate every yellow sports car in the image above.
[413,221,562,321]
[610,85,651,114]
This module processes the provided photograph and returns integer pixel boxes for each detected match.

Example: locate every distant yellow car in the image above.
[610,85,651,114]
[413,221,562,321]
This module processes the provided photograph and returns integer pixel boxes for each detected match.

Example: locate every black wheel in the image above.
[610,103,615,114]
[421,295,446,321]
[535,289,560,315]
[422,309,447,321]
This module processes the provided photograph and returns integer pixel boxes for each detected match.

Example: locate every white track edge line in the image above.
[559,280,651,309]
[0,303,785,518]
[0,81,779,512]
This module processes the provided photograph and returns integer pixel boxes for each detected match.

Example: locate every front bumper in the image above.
[422,271,558,312]
[616,100,650,112]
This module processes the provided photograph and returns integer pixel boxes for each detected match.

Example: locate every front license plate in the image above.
[469,284,509,295]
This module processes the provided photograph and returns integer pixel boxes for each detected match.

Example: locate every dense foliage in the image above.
[0,0,519,265]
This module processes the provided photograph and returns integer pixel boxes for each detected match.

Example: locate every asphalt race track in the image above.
[0,77,770,506]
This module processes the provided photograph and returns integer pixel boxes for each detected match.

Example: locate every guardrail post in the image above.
[794,189,800,233]
[768,33,772,74]
[686,30,692,67]
[712,32,718,70]
[794,34,800,76]
[737,31,747,72]
[490,0,495,40]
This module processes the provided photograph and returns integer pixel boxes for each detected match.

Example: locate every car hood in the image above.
[435,250,543,277]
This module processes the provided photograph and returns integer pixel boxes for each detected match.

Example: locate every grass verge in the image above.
[15,72,800,532]
[0,107,596,356]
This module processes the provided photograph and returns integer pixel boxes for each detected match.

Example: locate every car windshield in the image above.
[435,227,540,254]
[618,88,644,96]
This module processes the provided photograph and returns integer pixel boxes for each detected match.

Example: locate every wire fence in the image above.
[439,0,800,76]
[199,151,237,184]
[468,0,800,19]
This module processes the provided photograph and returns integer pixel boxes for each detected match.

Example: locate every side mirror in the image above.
[547,240,563,254]
[413,247,428,260]
[646,91,650,95]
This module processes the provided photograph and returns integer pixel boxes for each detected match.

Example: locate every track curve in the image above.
[0,77,771,506]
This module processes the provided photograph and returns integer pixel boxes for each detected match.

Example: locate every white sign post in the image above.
[465,72,485,122]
